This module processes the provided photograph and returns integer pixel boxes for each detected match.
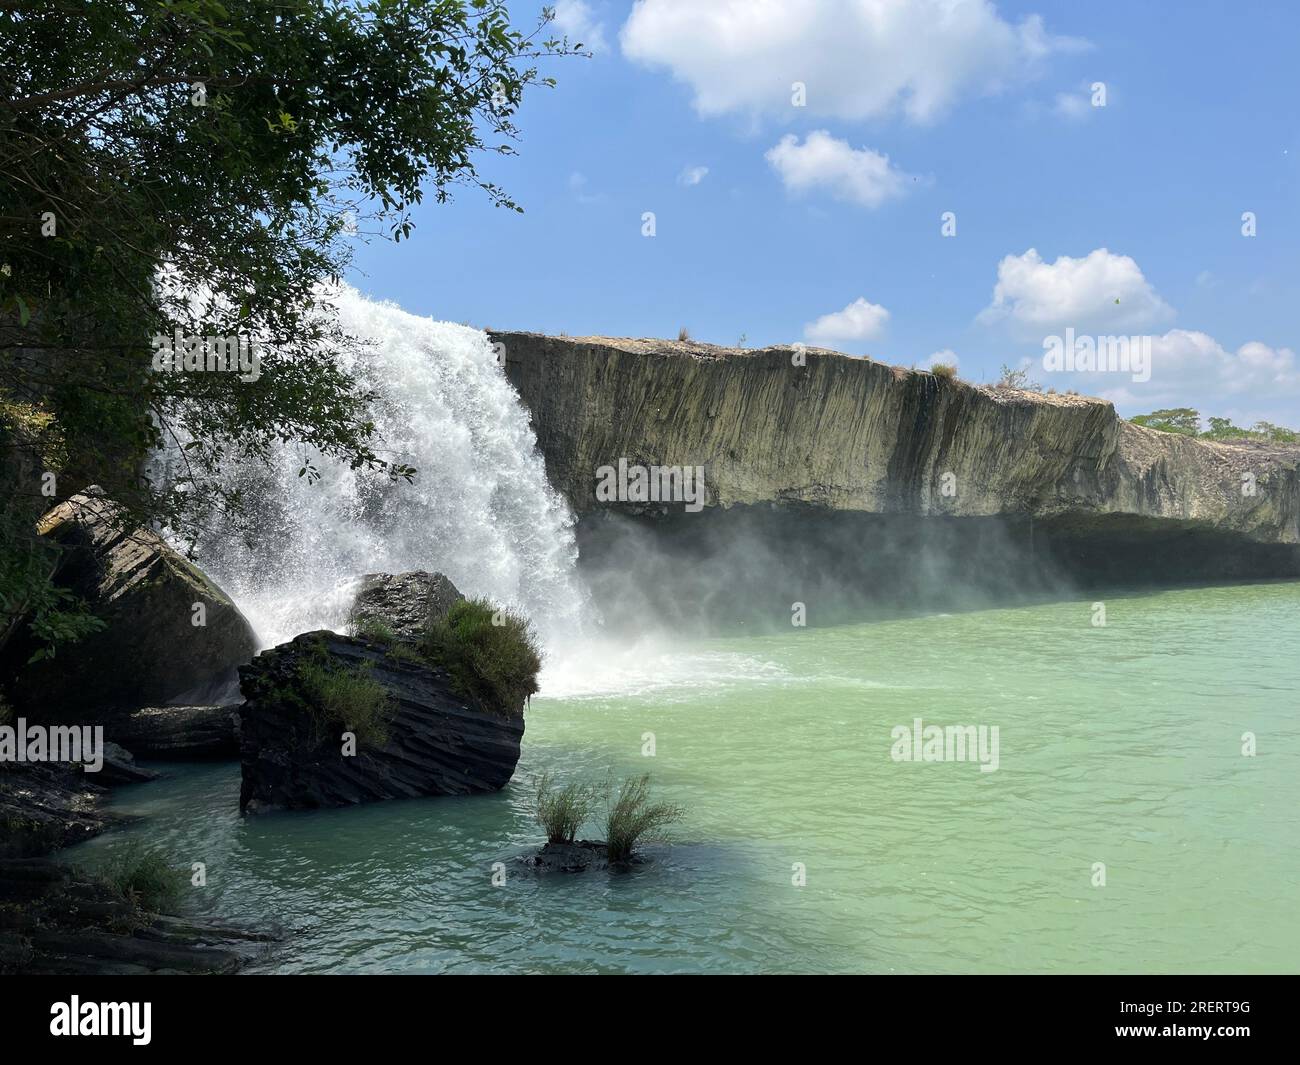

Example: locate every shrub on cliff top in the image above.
[929,362,957,380]
[420,598,541,717]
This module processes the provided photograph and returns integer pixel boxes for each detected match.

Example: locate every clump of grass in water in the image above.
[535,772,598,844]
[604,774,684,862]
[298,647,393,747]
[420,598,541,716]
[101,841,186,913]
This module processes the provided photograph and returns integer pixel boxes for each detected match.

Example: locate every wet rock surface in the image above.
[351,570,464,642]
[238,631,523,814]
[519,840,648,873]
[0,760,133,859]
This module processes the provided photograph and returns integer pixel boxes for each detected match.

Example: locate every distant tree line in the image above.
[1129,408,1299,444]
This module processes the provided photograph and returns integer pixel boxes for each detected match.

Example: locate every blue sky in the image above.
[346,0,1300,426]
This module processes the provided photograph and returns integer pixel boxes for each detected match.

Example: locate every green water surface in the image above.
[78,582,1300,973]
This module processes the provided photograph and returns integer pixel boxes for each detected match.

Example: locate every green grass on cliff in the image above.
[420,598,541,717]
[298,649,393,748]
[349,613,397,644]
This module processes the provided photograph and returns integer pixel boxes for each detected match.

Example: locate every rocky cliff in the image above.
[492,332,1300,626]
[494,332,1300,546]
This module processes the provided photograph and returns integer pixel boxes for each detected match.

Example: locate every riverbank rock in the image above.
[237,631,524,814]
[0,761,135,859]
[3,488,258,717]
[108,704,241,760]
[97,743,161,786]
[0,857,280,975]
[350,570,463,642]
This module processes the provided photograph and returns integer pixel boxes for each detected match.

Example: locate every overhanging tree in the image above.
[0,0,583,658]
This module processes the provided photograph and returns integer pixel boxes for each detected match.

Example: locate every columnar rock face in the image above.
[493,333,1300,547]
[237,632,523,814]
[5,488,259,716]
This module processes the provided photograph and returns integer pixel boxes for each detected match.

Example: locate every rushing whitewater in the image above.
[170,287,588,650]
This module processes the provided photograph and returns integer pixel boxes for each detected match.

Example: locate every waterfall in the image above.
[174,286,588,651]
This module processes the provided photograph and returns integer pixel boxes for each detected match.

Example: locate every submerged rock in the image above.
[237,631,523,814]
[4,488,258,717]
[519,840,647,873]
[351,570,463,642]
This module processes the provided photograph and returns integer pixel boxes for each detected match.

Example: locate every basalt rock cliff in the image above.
[494,333,1300,539]
[494,333,1300,615]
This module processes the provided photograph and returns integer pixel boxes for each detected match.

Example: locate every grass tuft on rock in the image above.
[604,774,684,862]
[420,598,541,716]
[298,650,393,747]
[535,772,598,844]
[349,613,396,645]
[101,841,187,913]
[929,362,957,380]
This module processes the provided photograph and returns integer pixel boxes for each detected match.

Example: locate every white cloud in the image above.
[567,170,603,204]
[621,0,1086,124]
[1144,331,1299,405]
[554,0,608,52]
[923,349,959,369]
[804,297,890,346]
[1037,329,1300,424]
[979,248,1175,334]
[677,165,709,187]
[765,131,912,208]
[1053,91,1091,121]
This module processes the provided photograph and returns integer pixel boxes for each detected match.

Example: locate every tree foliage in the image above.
[1131,408,1299,444]
[0,0,578,652]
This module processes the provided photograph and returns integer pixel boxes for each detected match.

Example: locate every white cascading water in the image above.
[175,286,589,653]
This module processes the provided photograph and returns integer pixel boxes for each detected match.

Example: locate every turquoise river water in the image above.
[74,581,1300,973]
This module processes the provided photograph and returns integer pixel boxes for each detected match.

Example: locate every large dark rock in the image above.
[0,857,280,975]
[350,570,463,642]
[4,488,258,717]
[108,705,241,760]
[237,631,523,814]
